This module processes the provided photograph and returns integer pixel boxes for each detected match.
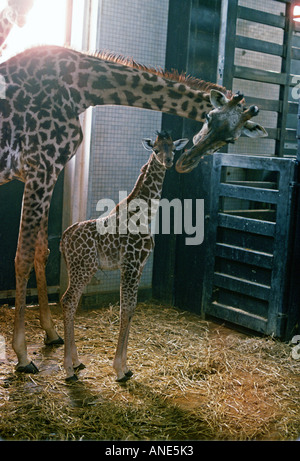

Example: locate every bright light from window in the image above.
[0,0,67,60]
[293,5,300,22]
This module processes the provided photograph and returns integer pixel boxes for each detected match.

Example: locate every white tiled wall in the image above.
[86,0,169,293]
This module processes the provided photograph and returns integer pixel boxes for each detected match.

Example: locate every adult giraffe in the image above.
[0,45,266,374]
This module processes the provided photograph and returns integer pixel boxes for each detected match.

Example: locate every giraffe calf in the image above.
[60,131,188,382]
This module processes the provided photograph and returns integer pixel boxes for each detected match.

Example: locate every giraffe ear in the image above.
[210,89,229,108]
[242,121,268,138]
[174,138,189,151]
[142,139,154,151]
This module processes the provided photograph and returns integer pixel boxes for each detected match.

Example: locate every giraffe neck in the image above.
[110,153,165,223]
[135,153,166,207]
[75,54,213,121]
[3,46,224,123]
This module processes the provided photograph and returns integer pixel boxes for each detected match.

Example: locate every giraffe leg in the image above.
[62,302,81,382]
[13,230,38,371]
[113,265,141,382]
[12,179,55,372]
[34,221,63,345]
[61,258,96,381]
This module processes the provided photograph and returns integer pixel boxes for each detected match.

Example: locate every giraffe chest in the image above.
[96,231,154,271]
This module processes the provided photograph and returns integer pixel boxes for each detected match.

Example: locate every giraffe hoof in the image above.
[16,361,39,374]
[44,336,64,346]
[116,370,133,383]
[65,374,78,383]
[74,363,86,372]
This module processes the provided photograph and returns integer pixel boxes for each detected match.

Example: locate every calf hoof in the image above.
[44,336,64,346]
[16,361,39,374]
[65,374,78,383]
[74,363,86,372]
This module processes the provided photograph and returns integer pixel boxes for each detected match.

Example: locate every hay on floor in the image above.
[0,301,299,440]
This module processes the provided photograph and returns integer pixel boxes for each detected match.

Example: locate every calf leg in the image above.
[113,264,141,382]
[61,255,97,381]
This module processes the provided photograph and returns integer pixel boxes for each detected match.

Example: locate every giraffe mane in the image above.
[91,50,231,97]
[8,45,230,97]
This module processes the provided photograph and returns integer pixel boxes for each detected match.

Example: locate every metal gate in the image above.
[202,153,296,337]
[199,0,300,337]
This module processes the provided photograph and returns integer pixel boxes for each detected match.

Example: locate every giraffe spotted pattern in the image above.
[0,44,264,374]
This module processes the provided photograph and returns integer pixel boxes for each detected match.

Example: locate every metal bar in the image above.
[217,0,229,86]
[218,213,276,236]
[276,2,293,157]
[215,242,273,268]
[0,286,60,300]
[214,153,291,170]
[64,0,73,46]
[234,65,286,85]
[214,272,270,301]
[266,157,296,334]
[237,6,286,28]
[219,183,279,203]
[285,129,297,142]
[236,35,284,56]
[291,47,300,60]
[245,96,282,112]
[206,302,268,333]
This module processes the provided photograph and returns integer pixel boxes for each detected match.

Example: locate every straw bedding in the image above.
[0,300,299,440]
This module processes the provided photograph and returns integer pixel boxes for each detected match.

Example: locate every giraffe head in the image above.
[6,0,34,27]
[142,131,189,170]
[176,90,268,173]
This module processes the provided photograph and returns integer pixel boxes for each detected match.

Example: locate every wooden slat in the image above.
[218,213,276,236]
[288,101,298,114]
[219,183,279,203]
[214,153,291,170]
[234,65,286,85]
[236,35,284,56]
[237,6,286,28]
[226,180,277,189]
[244,96,282,112]
[224,209,276,221]
[207,302,268,333]
[291,47,300,60]
[214,272,270,300]
[215,242,273,268]
[0,286,60,300]
[285,129,297,142]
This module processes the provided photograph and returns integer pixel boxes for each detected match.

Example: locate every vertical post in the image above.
[276,2,294,157]
[217,0,229,86]
[153,0,192,302]
[284,97,300,339]
[65,0,73,46]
